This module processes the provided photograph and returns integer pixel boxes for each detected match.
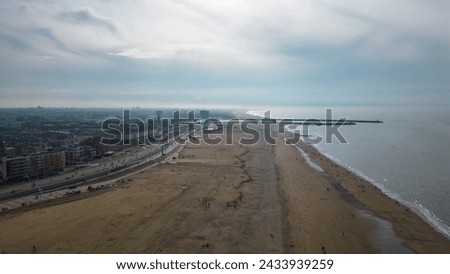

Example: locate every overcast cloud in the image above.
[0,0,449,108]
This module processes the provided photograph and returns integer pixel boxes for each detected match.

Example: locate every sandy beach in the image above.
[0,126,449,253]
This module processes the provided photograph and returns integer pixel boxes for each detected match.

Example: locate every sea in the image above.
[246,106,450,238]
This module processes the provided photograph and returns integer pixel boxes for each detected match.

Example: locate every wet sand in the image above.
[0,126,449,253]
[292,138,450,253]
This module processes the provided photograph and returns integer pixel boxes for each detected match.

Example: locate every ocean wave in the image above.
[313,146,450,239]
[294,146,324,172]
[283,137,324,172]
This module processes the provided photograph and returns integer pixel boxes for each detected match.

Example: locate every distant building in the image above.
[65,144,83,166]
[80,137,105,158]
[83,146,97,160]
[0,135,5,158]
[29,154,43,178]
[200,110,210,120]
[4,147,17,158]
[30,151,65,178]
[41,151,65,176]
[64,144,97,165]
[1,156,31,182]
[1,151,65,182]
[156,111,163,124]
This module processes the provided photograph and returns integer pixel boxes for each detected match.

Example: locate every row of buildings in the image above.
[0,109,213,184]
[0,138,106,183]
[1,151,65,183]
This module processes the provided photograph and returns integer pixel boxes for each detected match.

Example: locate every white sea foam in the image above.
[283,136,324,172]
[279,109,450,240]
[295,146,324,172]
[313,145,450,239]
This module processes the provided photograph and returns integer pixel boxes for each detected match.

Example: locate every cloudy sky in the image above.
[0,0,449,108]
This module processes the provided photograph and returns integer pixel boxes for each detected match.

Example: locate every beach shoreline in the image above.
[0,126,449,253]
[289,133,450,253]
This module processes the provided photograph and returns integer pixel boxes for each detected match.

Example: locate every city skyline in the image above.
[0,0,449,108]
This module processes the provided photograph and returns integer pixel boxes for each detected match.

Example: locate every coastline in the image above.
[290,134,450,253]
[310,143,450,240]
[0,126,449,253]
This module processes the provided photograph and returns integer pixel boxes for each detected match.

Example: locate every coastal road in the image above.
[0,144,159,194]
[0,140,182,211]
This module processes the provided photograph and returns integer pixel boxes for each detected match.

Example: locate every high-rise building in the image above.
[0,134,5,158]
[156,110,163,124]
